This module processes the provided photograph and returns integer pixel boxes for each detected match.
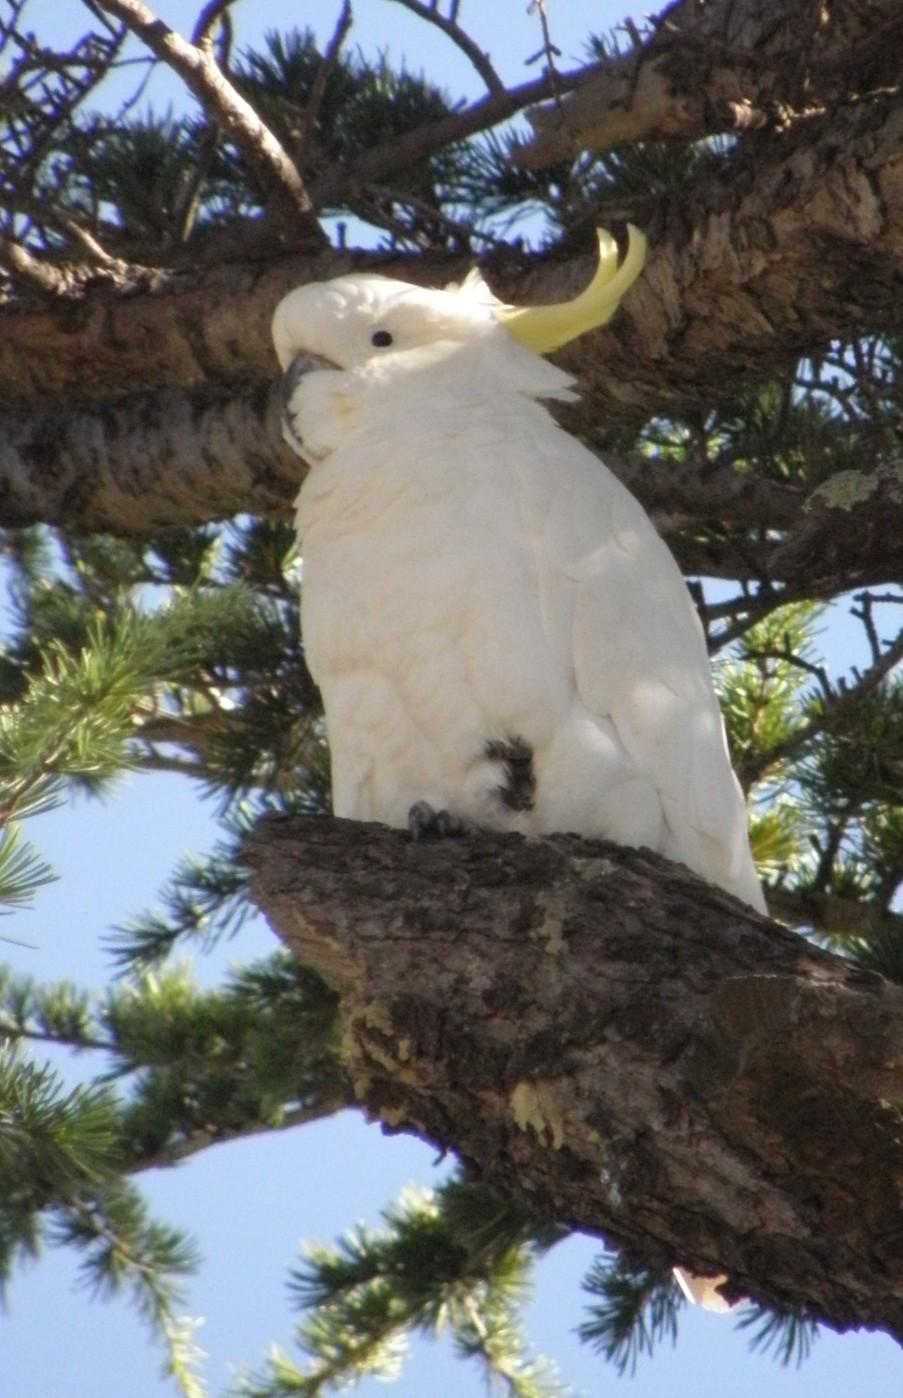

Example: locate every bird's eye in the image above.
[370,329,394,348]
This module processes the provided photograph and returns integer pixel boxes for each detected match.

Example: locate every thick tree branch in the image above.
[0,374,803,535]
[0,247,425,410]
[516,0,903,166]
[245,813,903,1337]
[0,381,301,533]
[769,886,903,942]
[96,0,323,237]
[560,94,903,423]
[607,453,803,534]
[3,382,901,599]
[5,90,903,430]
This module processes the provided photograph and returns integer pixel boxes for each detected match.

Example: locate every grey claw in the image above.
[407,801,466,839]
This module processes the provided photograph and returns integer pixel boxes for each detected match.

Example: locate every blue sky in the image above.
[3,1,901,1395]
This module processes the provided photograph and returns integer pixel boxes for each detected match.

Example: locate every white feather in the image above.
[274,271,765,914]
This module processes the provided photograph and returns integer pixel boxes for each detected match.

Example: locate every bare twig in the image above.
[131,752,210,779]
[354,182,486,251]
[851,589,884,666]
[170,121,221,245]
[710,605,791,654]
[388,0,503,94]
[96,0,325,238]
[191,0,235,51]
[295,0,353,165]
[56,216,126,268]
[854,591,903,607]
[745,621,903,782]
[743,645,833,700]
[1,20,129,221]
[15,196,131,269]
[80,0,125,38]
[526,0,563,102]
[111,53,157,123]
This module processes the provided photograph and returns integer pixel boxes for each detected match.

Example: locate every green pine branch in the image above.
[578,1255,681,1376]
[234,1177,565,1398]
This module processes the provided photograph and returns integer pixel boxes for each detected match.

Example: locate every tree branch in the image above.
[2,380,900,602]
[124,1095,352,1174]
[744,617,903,783]
[605,452,803,534]
[245,813,903,1338]
[0,381,301,533]
[387,0,504,95]
[190,0,235,52]
[559,92,903,424]
[769,885,903,941]
[5,89,903,432]
[96,0,323,237]
[309,66,583,208]
[515,0,903,166]
[294,0,353,168]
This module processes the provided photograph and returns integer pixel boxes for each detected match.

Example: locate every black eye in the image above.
[370,329,394,348]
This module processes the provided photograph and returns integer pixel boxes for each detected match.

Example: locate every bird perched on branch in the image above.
[272,227,764,915]
[272,228,764,1311]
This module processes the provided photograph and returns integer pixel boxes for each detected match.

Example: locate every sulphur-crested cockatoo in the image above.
[272,228,764,1310]
[272,228,764,912]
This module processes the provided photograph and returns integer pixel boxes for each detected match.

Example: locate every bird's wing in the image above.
[530,434,762,907]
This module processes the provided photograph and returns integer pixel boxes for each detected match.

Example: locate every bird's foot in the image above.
[407,801,467,840]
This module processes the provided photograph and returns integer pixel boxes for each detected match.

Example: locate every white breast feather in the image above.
[277,276,765,914]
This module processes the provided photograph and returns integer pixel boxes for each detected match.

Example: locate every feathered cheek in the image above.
[281,367,359,465]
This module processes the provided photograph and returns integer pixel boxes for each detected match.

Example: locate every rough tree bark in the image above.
[245,814,903,1341]
[516,0,903,164]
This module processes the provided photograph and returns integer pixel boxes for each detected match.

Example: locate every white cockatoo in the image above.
[272,228,764,913]
[272,228,764,1311]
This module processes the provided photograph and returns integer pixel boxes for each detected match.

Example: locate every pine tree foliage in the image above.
[578,1256,682,1375]
[1,1,902,1394]
[235,1178,567,1398]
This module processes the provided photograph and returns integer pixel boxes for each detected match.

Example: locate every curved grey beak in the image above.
[280,352,340,415]
[280,352,340,463]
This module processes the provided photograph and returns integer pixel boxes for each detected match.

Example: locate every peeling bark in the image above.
[245,814,903,1338]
